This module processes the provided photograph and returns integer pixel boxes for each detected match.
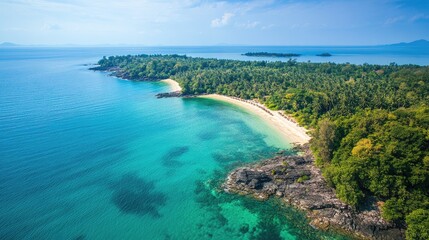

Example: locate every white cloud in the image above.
[238,21,260,29]
[211,13,234,28]
[42,23,61,31]
[409,14,429,22]
[385,16,405,25]
[261,24,275,30]
[1,0,428,45]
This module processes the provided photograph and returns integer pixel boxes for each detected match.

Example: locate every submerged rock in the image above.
[156,91,182,98]
[223,144,405,240]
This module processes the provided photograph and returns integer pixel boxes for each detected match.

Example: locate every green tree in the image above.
[311,119,338,165]
[406,209,429,240]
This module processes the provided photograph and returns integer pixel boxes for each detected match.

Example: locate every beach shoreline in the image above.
[160,79,182,92]
[199,94,311,145]
[160,79,310,145]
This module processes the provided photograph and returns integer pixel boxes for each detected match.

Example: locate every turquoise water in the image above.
[0,47,392,240]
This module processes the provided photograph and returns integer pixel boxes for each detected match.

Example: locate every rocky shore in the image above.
[92,65,405,239]
[89,66,185,98]
[89,66,160,82]
[155,91,182,98]
[223,145,405,240]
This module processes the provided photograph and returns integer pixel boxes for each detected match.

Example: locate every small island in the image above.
[243,52,301,57]
[316,52,332,57]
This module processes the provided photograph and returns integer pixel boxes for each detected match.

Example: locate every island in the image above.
[242,52,301,57]
[0,42,19,47]
[91,54,429,239]
[387,39,429,47]
[316,52,332,57]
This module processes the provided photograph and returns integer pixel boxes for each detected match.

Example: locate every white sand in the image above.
[160,79,182,92]
[159,79,311,145]
[200,94,311,145]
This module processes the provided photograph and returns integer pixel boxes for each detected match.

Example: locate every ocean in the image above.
[0,46,427,239]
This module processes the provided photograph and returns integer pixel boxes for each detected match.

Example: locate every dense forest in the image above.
[92,54,429,239]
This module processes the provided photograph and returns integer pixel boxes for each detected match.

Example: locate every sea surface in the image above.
[0,46,427,240]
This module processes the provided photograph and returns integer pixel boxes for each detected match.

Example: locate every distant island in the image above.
[243,52,301,57]
[387,39,429,47]
[316,53,332,57]
[0,42,18,47]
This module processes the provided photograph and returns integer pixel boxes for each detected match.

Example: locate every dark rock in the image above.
[293,158,306,165]
[156,91,182,98]
[235,169,271,190]
[223,144,405,240]
[90,66,161,82]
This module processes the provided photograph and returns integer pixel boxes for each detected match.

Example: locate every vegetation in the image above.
[296,175,310,183]
[243,52,301,57]
[93,54,429,237]
[314,108,429,214]
[405,209,429,239]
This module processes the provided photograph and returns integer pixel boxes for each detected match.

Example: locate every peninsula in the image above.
[91,54,429,239]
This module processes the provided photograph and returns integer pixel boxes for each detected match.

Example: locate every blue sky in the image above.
[1,0,428,45]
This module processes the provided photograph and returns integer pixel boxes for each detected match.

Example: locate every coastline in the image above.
[223,146,404,239]
[159,78,310,146]
[160,79,182,92]
[90,56,415,239]
[199,94,311,145]
[158,80,404,239]
[100,72,404,239]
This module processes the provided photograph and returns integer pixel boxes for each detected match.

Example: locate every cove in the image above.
[0,47,350,239]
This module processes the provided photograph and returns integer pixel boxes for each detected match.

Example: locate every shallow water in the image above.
[0,47,374,239]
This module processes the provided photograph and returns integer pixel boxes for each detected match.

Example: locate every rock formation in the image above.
[223,145,405,240]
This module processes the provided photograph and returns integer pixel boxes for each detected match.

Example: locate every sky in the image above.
[1,0,429,46]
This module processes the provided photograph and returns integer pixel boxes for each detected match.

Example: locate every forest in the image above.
[92,54,429,239]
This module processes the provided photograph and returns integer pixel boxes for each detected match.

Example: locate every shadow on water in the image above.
[212,149,277,167]
[183,97,348,239]
[192,169,352,240]
[109,174,167,218]
[73,235,86,240]
[160,146,189,168]
[198,130,219,141]
[211,135,280,169]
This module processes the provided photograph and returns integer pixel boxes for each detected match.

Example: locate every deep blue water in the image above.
[0,46,427,239]
[1,44,428,65]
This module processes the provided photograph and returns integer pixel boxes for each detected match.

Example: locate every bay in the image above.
[2,45,427,239]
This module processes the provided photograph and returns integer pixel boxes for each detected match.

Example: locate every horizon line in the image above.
[1,39,428,48]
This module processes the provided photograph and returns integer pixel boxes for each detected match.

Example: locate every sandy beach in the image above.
[200,94,311,145]
[160,79,310,145]
[160,79,182,92]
